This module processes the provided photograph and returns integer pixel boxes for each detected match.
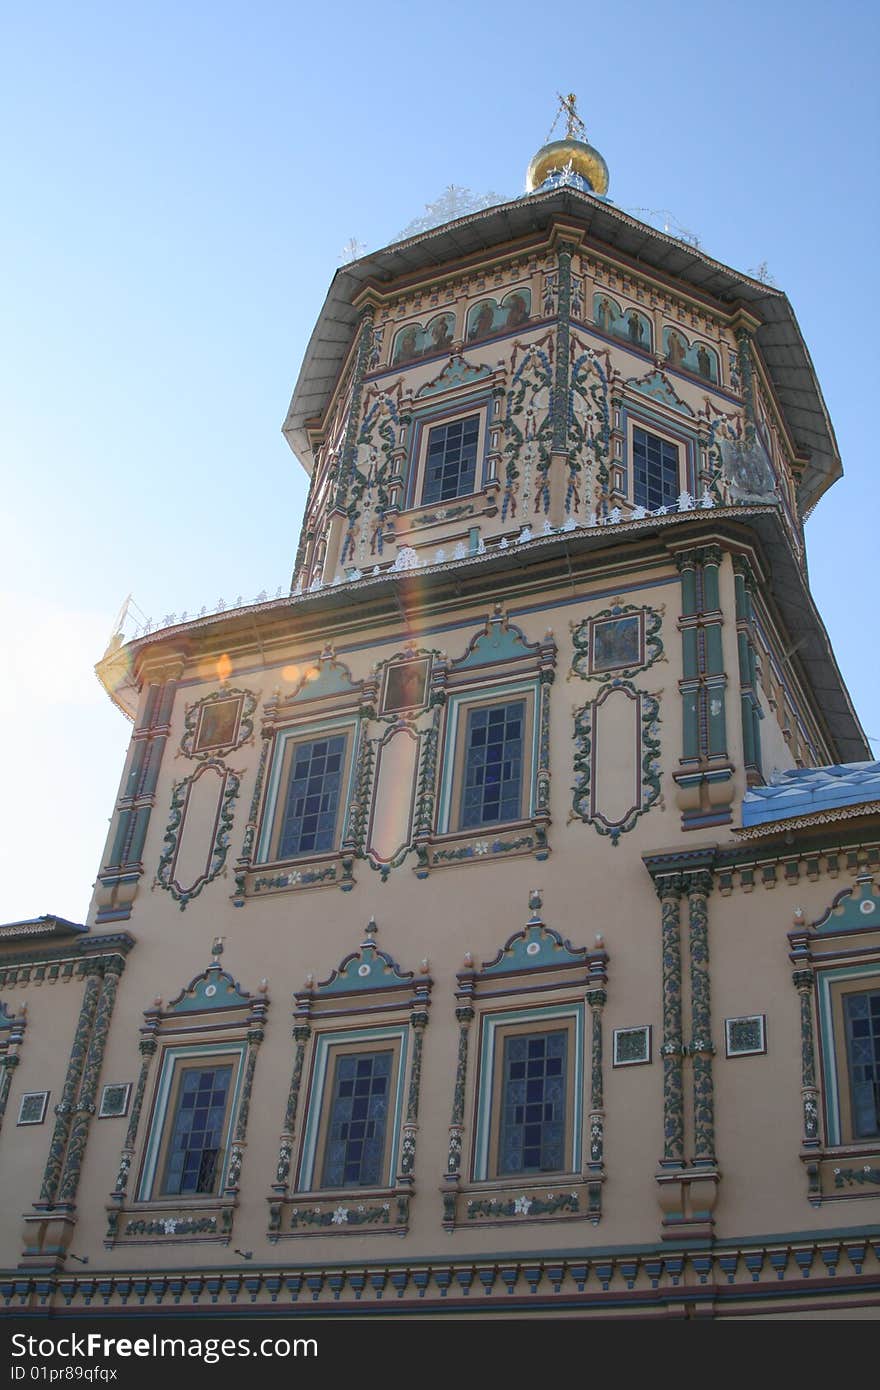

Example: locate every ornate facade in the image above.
[3,114,879,1319]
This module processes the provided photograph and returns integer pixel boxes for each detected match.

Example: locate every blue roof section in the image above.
[741,761,880,828]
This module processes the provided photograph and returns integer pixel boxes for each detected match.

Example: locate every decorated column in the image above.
[58,955,126,1202]
[793,969,820,1147]
[224,987,269,1194]
[39,968,102,1204]
[684,870,717,1167]
[656,874,685,1167]
[586,945,608,1221]
[446,1004,474,1180]
[399,1008,429,1182]
[112,1019,159,1198]
[273,1023,311,1192]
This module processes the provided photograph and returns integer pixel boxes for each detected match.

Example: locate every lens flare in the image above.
[282,664,300,683]
[216,653,232,683]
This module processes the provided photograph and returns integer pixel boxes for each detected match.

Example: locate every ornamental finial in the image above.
[559,91,585,141]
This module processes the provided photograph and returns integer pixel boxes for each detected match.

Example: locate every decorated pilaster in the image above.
[586,942,608,1222]
[232,726,271,906]
[399,1003,429,1185]
[272,1022,311,1193]
[684,870,717,1168]
[323,305,376,581]
[111,1017,159,1199]
[656,873,685,1169]
[672,545,733,830]
[58,954,126,1203]
[224,980,269,1195]
[0,1005,26,1138]
[547,239,574,524]
[95,674,179,923]
[732,555,764,783]
[793,968,820,1149]
[38,969,102,1206]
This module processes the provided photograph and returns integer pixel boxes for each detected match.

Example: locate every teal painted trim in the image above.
[288,662,359,704]
[166,964,250,1014]
[415,359,492,399]
[137,1041,247,1200]
[298,1026,408,1191]
[814,881,880,934]
[624,370,695,417]
[437,680,539,833]
[481,923,586,977]
[256,716,358,864]
[703,563,721,611]
[453,622,540,671]
[316,941,412,995]
[473,1003,584,1180]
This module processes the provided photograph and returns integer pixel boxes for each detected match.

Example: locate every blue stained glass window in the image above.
[632,427,679,511]
[162,1064,232,1195]
[498,1031,567,1175]
[322,1051,393,1188]
[278,734,346,858]
[460,701,525,829]
[421,415,480,504]
[844,990,880,1138]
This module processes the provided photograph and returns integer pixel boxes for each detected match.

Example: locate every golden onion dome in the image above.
[526,137,609,197]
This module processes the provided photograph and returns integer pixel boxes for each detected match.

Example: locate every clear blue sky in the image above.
[1,1,877,923]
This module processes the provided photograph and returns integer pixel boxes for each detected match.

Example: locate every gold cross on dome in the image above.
[558,91,586,140]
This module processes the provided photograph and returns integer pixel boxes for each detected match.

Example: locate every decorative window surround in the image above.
[233,648,366,902]
[105,946,267,1249]
[268,918,431,1240]
[788,877,880,1206]
[441,890,608,1231]
[414,608,556,876]
[179,687,258,760]
[0,1001,26,1138]
[570,601,665,682]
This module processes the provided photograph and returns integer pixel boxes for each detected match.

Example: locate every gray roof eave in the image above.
[282,188,841,515]
[105,506,867,763]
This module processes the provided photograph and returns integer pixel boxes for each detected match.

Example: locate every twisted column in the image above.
[399,1010,428,1182]
[685,871,716,1166]
[446,1006,474,1177]
[58,957,125,1202]
[793,969,820,1146]
[113,1030,158,1197]
[273,1023,311,1192]
[224,1012,265,1194]
[40,968,102,1204]
[656,874,685,1166]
